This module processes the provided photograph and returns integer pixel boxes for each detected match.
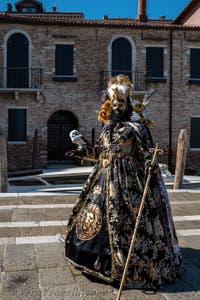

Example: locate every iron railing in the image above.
[100,70,151,91]
[0,67,42,89]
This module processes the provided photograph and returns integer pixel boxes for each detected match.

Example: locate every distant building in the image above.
[0,0,200,171]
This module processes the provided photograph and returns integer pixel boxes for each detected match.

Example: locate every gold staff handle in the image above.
[116,143,163,300]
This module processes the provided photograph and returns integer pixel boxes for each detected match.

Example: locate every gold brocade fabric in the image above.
[65,121,184,288]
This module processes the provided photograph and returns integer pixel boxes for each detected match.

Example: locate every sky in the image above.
[0,0,190,20]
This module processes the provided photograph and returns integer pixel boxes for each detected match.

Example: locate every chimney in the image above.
[52,6,56,12]
[7,3,12,12]
[137,0,147,22]
[102,14,108,20]
[159,16,165,20]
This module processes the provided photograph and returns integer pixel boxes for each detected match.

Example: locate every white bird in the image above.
[69,130,89,148]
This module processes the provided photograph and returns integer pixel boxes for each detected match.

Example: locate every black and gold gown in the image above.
[65,120,184,288]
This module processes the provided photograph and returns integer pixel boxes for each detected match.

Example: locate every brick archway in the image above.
[47,110,79,163]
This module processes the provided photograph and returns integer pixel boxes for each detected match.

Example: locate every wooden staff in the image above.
[65,150,98,163]
[116,143,163,300]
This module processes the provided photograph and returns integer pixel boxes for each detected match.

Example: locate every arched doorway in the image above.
[7,33,29,88]
[111,37,132,80]
[47,110,79,163]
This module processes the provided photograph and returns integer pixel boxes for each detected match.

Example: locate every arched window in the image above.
[7,33,29,88]
[111,37,132,80]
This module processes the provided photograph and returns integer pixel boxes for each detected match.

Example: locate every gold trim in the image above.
[76,203,102,241]
[65,257,113,283]
[105,166,118,280]
[65,163,102,239]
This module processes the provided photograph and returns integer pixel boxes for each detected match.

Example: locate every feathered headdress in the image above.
[98,75,154,127]
[98,74,132,123]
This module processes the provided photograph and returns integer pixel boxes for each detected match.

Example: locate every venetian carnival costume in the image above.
[65,74,184,289]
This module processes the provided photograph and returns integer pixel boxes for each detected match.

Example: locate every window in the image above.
[54,44,76,81]
[189,48,200,83]
[146,47,166,82]
[112,38,132,80]
[190,117,200,149]
[8,109,27,142]
[22,7,37,12]
[7,33,29,88]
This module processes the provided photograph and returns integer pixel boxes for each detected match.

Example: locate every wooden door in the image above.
[47,110,78,162]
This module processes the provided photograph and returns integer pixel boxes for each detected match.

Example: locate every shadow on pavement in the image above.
[162,247,200,293]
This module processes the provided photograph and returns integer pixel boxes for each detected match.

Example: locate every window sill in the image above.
[190,147,200,151]
[8,141,27,145]
[145,77,167,83]
[188,78,200,85]
[52,76,77,82]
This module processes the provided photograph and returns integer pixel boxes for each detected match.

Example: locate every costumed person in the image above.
[64,74,184,290]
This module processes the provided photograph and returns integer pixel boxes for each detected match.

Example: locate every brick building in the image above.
[0,0,200,171]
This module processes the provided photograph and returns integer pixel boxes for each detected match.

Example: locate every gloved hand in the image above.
[145,160,159,176]
[65,148,87,158]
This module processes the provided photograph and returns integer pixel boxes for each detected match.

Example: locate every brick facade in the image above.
[0,5,200,172]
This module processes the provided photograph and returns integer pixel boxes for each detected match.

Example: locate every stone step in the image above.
[0,190,199,205]
[1,226,200,246]
[0,214,200,239]
[0,193,79,205]
[0,192,199,243]
[0,201,200,221]
[0,205,72,223]
[168,191,200,202]
[0,225,200,240]
[0,223,66,239]
[170,202,200,216]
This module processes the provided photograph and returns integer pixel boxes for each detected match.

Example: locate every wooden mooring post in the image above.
[0,134,8,192]
[173,129,188,189]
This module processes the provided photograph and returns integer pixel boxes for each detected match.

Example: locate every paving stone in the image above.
[0,237,15,245]
[74,274,115,298]
[41,284,81,300]
[3,244,36,271]
[0,270,40,300]
[0,227,21,238]
[180,236,200,250]
[174,220,200,230]
[0,197,23,206]
[0,245,4,265]
[20,226,43,237]
[27,209,47,221]
[20,194,77,204]
[168,193,200,202]
[171,203,200,216]
[35,243,65,268]
[42,225,65,236]
[120,290,167,300]
[39,266,74,286]
[0,210,12,222]
[162,291,200,300]
[44,208,67,221]
[11,209,29,222]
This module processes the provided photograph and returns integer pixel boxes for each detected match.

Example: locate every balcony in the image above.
[100,70,151,92]
[0,67,42,99]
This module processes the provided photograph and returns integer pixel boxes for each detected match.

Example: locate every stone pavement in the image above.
[0,190,199,299]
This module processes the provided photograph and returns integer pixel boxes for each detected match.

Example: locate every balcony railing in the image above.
[0,67,42,89]
[100,70,151,91]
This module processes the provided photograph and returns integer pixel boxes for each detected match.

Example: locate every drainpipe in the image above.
[168,29,173,170]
